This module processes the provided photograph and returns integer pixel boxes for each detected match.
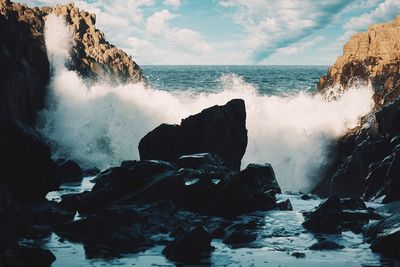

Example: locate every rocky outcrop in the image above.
[49,3,143,84]
[314,17,400,202]
[0,0,144,201]
[318,16,400,107]
[139,99,248,171]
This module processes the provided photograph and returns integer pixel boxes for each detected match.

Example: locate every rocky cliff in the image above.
[0,0,144,201]
[314,16,400,202]
[318,16,400,107]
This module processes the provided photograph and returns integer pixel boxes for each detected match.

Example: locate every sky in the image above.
[20,0,400,65]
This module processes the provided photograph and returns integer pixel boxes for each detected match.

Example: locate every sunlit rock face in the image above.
[318,16,400,107]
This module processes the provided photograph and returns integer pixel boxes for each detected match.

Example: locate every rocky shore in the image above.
[1,0,400,265]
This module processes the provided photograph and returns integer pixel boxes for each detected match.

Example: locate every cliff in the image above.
[314,16,400,202]
[318,16,400,107]
[0,0,144,202]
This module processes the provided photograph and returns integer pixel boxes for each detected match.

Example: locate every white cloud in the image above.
[343,0,400,31]
[218,0,351,61]
[273,36,325,56]
[163,0,181,9]
[145,9,211,55]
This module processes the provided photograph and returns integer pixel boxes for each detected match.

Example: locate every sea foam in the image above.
[40,14,374,192]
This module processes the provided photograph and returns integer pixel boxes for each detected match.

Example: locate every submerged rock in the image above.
[139,99,248,171]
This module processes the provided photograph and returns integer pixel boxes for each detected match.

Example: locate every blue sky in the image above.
[21,0,400,65]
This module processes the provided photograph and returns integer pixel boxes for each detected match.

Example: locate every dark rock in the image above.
[291,252,306,258]
[139,99,248,171]
[16,246,56,267]
[176,153,224,169]
[376,99,400,136]
[277,199,293,211]
[0,182,17,251]
[303,197,343,234]
[303,197,377,234]
[0,115,60,201]
[208,163,279,217]
[163,226,212,262]
[57,158,83,183]
[366,213,400,258]
[223,228,256,245]
[17,201,75,226]
[309,241,344,251]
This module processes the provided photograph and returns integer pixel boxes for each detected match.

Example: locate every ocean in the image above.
[142,65,327,95]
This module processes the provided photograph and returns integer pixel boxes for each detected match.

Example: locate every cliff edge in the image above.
[314,16,400,202]
[318,16,400,107]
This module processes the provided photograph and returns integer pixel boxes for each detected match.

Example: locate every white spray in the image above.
[40,15,374,192]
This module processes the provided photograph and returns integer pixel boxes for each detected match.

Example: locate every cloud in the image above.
[218,0,352,62]
[343,0,400,32]
[273,36,325,56]
[145,9,211,54]
[163,0,181,9]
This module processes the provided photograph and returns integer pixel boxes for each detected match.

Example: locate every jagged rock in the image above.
[56,158,83,183]
[139,99,248,171]
[302,197,376,234]
[318,16,400,107]
[163,226,212,262]
[366,213,400,259]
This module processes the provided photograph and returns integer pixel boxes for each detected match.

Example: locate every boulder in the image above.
[303,197,376,234]
[162,226,212,262]
[57,158,83,183]
[139,99,248,171]
[309,240,344,251]
[366,213,400,258]
[0,182,17,251]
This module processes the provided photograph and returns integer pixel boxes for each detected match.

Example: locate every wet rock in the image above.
[303,197,377,234]
[139,99,248,171]
[208,163,279,217]
[0,182,17,251]
[17,201,75,226]
[223,228,256,245]
[277,199,293,211]
[303,197,343,234]
[291,252,306,258]
[57,158,83,183]
[366,213,400,258]
[176,153,224,169]
[15,246,56,267]
[163,226,212,262]
[309,240,344,251]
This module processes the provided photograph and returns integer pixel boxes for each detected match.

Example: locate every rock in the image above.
[176,153,224,169]
[17,201,75,226]
[318,16,400,107]
[208,163,279,217]
[223,228,256,245]
[139,99,248,171]
[16,246,56,267]
[291,252,306,258]
[366,213,400,258]
[0,115,60,201]
[162,226,212,262]
[0,182,17,251]
[57,158,83,183]
[309,240,344,251]
[303,197,343,234]
[277,199,293,211]
[303,197,377,234]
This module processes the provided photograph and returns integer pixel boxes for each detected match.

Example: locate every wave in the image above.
[39,14,374,192]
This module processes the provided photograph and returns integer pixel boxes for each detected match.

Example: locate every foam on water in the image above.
[40,14,374,192]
